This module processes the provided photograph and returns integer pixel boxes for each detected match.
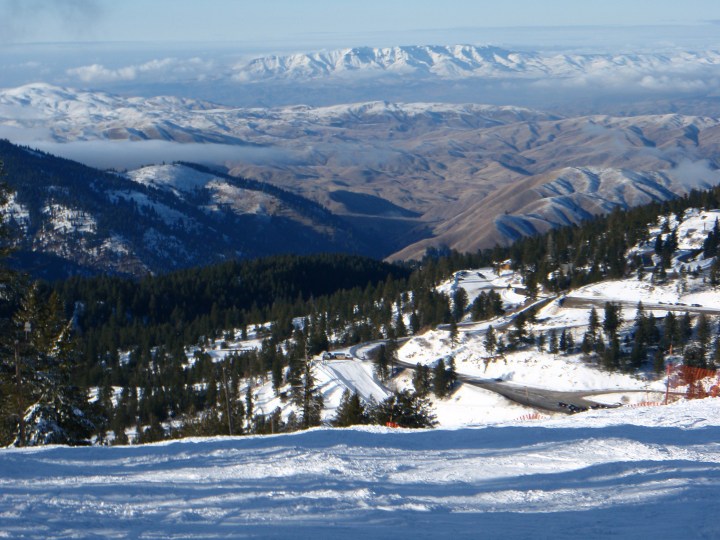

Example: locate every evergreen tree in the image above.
[653,348,666,374]
[371,390,436,428]
[412,363,431,397]
[679,312,693,351]
[661,312,677,353]
[710,256,720,286]
[548,329,558,354]
[712,336,720,370]
[603,336,621,370]
[373,344,391,382]
[559,329,568,353]
[293,359,323,429]
[394,309,407,338]
[332,390,368,427]
[603,302,622,340]
[9,284,96,446]
[244,385,254,425]
[484,325,497,355]
[702,219,720,258]
[588,307,599,336]
[452,287,468,322]
[509,311,528,347]
[684,345,707,369]
[447,356,457,389]
[271,357,284,395]
[409,311,420,335]
[696,313,711,353]
[449,319,459,349]
[432,359,450,398]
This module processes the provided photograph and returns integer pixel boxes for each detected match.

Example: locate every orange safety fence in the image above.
[666,364,720,403]
[514,412,548,422]
[622,401,664,409]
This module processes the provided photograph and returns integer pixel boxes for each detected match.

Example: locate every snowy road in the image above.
[2,399,720,539]
[564,295,720,315]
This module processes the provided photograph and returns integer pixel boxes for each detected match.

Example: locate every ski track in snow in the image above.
[2,399,720,539]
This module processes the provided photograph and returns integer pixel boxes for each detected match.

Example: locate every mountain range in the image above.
[2,58,720,269]
[231,44,720,83]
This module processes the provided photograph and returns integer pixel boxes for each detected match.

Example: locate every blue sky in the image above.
[3,0,720,45]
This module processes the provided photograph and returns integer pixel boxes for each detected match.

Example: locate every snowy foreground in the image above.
[2,400,720,539]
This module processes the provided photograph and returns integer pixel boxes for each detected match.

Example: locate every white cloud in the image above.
[670,159,720,187]
[19,139,291,171]
[66,58,195,83]
[67,64,138,83]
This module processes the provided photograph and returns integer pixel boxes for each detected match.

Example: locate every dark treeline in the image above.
[55,254,411,380]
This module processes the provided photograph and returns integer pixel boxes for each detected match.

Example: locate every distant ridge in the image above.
[231,44,720,82]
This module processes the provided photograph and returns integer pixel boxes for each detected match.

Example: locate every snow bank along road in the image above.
[1,399,719,539]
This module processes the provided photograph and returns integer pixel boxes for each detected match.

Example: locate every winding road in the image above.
[350,341,663,414]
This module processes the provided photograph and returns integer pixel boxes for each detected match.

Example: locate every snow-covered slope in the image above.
[0,83,553,143]
[232,44,720,83]
[2,398,719,538]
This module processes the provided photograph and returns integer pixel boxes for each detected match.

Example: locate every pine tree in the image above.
[603,302,622,340]
[271,356,284,395]
[409,311,420,335]
[447,356,457,389]
[452,287,468,322]
[711,256,720,286]
[679,312,693,351]
[484,325,497,355]
[653,348,666,374]
[449,319,459,349]
[394,309,407,337]
[509,311,528,347]
[298,359,323,429]
[661,312,677,353]
[712,336,720,370]
[332,390,368,427]
[244,385,254,425]
[548,329,558,354]
[373,344,390,382]
[433,359,449,398]
[412,363,431,397]
[696,313,711,352]
[10,285,96,446]
[559,329,568,352]
[371,390,436,428]
[603,336,621,371]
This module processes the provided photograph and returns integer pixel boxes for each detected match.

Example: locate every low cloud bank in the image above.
[66,57,211,84]
[12,139,290,171]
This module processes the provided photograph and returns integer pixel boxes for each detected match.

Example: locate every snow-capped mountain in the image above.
[0,83,555,143]
[231,44,720,82]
